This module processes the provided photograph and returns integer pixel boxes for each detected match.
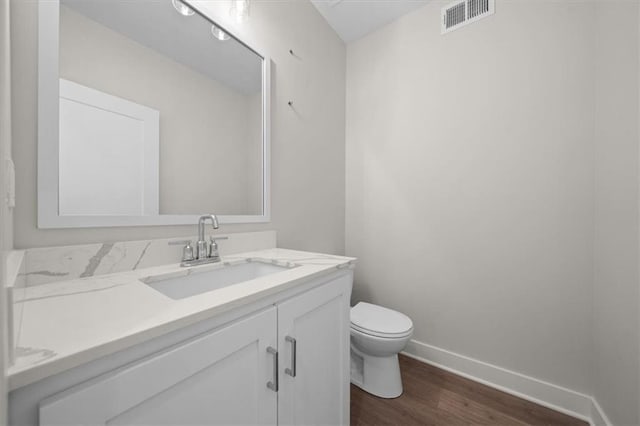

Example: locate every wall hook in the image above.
[289,49,301,60]
[288,101,293,107]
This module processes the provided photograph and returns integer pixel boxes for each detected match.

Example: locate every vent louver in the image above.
[445,2,466,30]
[441,0,494,34]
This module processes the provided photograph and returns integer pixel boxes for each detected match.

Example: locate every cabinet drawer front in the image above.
[40,308,277,426]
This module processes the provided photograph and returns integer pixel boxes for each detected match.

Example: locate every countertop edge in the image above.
[8,257,355,391]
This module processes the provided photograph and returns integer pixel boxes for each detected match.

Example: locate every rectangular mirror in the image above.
[38,0,270,228]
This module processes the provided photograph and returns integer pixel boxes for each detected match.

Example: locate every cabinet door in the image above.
[40,308,278,426]
[277,273,352,426]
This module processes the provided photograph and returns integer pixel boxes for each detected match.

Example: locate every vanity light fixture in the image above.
[172,0,195,16]
[229,0,250,23]
[211,25,230,41]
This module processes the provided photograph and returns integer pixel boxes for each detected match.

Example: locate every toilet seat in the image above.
[350,302,413,339]
[351,324,413,339]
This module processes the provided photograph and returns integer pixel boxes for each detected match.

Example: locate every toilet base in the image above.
[350,346,403,398]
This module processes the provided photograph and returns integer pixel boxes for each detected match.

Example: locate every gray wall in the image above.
[593,2,640,425]
[11,0,346,254]
[346,1,640,422]
[2,0,11,253]
[1,0,12,422]
[347,0,595,394]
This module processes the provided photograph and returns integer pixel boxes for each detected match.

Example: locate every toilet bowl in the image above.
[350,302,413,398]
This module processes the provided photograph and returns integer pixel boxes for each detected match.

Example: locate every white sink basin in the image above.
[144,261,294,300]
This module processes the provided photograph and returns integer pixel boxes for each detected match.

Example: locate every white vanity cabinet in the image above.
[39,308,279,426]
[10,270,353,426]
[277,277,351,425]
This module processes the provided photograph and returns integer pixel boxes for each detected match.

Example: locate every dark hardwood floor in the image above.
[351,355,587,426]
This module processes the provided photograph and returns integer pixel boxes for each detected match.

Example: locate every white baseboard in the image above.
[589,398,612,426]
[402,339,595,423]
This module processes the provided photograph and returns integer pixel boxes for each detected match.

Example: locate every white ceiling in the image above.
[310,0,430,43]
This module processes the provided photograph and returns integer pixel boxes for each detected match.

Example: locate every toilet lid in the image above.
[350,302,413,337]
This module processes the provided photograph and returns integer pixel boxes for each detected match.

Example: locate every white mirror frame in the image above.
[37,0,271,228]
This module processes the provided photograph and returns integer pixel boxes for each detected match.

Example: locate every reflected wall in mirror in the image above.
[38,0,271,228]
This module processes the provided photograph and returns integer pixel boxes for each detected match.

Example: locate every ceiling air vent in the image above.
[441,0,495,34]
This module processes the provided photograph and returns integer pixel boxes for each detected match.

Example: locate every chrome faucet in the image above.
[197,214,219,259]
[169,214,228,267]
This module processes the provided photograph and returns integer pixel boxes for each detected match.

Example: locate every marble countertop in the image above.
[8,248,355,391]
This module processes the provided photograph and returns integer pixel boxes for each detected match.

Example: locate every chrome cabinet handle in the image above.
[267,346,278,392]
[285,336,296,377]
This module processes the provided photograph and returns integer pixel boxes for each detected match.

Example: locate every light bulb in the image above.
[172,0,195,16]
[211,25,230,41]
[229,0,250,23]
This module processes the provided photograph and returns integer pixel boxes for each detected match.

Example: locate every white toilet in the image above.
[350,302,414,398]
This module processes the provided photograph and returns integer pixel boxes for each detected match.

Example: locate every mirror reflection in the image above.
[57,0,264,218]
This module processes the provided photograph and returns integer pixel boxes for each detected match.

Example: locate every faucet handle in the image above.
[169,240,195,262]
[207,236,228,259]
